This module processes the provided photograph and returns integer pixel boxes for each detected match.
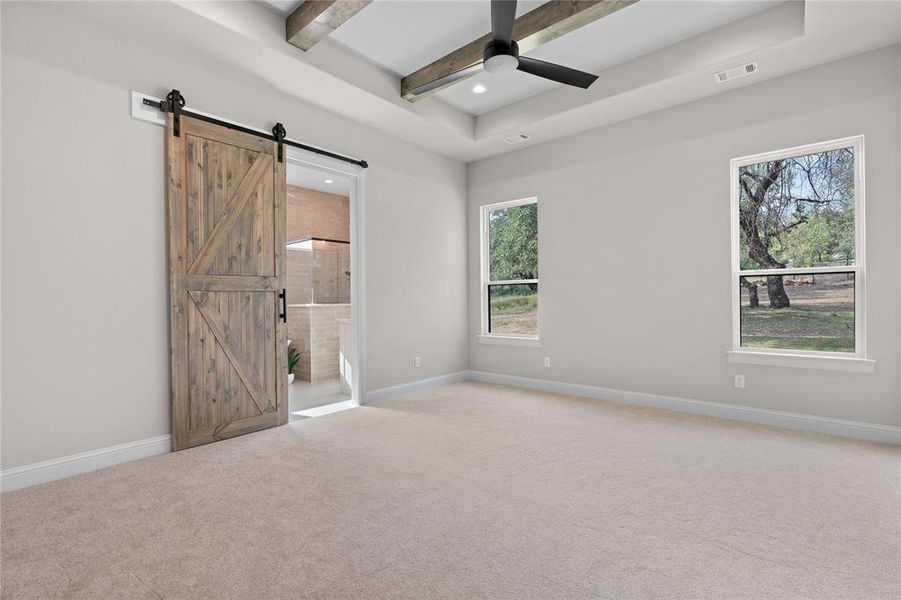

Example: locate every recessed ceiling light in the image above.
[324,179,334,184]
[472,84,487,94]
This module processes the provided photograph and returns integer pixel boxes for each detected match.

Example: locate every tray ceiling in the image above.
[55,1,901,162]
[263,0,784,115]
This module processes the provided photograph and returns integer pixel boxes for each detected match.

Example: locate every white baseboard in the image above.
[5,369,895,493]
[1,435,171,493]
[365,370,470,404]
[0,369,470,493]
[469,371,901,445]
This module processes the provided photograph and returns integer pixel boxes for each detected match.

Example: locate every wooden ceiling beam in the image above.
[401,0,638,102]
[286,0,372,52]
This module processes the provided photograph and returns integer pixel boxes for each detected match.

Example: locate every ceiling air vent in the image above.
[503,133,531,145]
[714,62,759,84]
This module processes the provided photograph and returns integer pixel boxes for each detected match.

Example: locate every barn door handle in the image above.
[279,290,287,323]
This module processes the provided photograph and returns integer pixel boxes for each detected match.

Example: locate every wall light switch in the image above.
[544,356,551,368]
[734,374,745,389]
[414,356,421,368]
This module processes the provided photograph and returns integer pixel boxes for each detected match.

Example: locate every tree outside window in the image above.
[734,140,862,355]
[482,199,538,337]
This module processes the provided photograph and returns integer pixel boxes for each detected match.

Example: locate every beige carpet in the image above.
[2,382,899,599]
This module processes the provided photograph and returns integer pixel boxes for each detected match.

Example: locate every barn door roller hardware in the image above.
[145,89,368,168]
[161,89,185,137]
[272,123,286,163]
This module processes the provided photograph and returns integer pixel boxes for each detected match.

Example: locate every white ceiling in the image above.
[263,0,783,115]
[60,1,901,163]
[287,162,351,195]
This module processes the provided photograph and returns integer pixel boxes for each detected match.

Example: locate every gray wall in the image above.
[0,3,468,468]
[468,46,901,427]
[2,4,898,472]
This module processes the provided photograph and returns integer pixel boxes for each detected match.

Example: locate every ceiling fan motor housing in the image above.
[483,40,520,74]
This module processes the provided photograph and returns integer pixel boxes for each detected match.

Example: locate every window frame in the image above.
[728,135,873,372]
[479,197,540,347]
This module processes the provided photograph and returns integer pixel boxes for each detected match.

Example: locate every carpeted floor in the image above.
[2,381,899,599]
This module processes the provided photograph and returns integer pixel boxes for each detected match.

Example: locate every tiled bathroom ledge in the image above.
[288,303,352,308]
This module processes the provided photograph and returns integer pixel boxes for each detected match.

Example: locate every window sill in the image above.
[478,334,541,348]
[727,350,875,373]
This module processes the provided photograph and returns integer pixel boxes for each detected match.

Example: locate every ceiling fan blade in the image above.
[491,0,517,47]
[516,56,598,89]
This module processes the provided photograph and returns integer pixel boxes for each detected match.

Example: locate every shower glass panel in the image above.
[286,237,350,304]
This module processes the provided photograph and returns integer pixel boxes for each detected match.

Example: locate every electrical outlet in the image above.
[414,356,421,368]
[544,356,551,368]
[734,374,745,389]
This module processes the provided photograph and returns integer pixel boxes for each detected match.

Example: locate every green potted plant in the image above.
[287,343,300,384]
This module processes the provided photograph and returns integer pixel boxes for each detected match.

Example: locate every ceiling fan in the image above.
[482,0,599,89]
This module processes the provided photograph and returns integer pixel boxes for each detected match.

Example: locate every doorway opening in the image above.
[284,155,364,420]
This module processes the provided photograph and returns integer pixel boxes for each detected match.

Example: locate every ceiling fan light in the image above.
[484,54,519,74]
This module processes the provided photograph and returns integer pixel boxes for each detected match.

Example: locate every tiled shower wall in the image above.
[286,241,349,305]
[311,240,350,304]
[309,304,351,381]
[287,304,351,382]
[286,186,351,305]
[287,185,349,241]
[286,185,351,382]
[287,306,311,381]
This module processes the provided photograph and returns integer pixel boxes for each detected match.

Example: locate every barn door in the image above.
[166,114,287,451]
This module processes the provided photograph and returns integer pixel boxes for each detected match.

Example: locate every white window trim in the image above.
[477,334,542,348]
[479,197,540,346]
[728,135,872,373]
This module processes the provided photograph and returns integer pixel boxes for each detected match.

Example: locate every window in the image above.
[729,136,872,371]
[480,198,539,345]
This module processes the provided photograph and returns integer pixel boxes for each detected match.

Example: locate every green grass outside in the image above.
[741,336,854,353]
[490,293,538,315]
[741,306,854,353]
[489,289,854,352]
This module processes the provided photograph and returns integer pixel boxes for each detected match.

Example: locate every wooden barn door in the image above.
[166,114,287,451]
